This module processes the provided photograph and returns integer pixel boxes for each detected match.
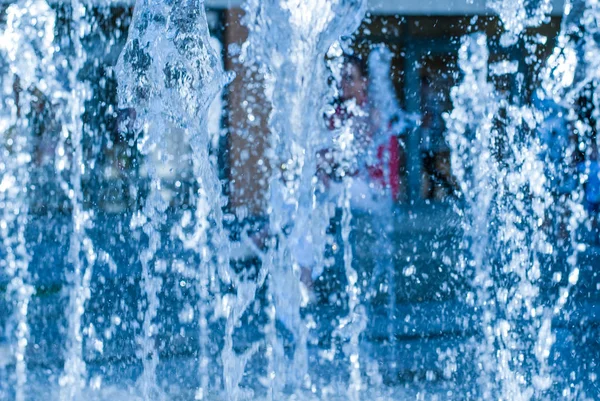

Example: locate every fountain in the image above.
[0,0,600,399]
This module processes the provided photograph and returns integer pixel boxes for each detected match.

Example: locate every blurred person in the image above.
[322,55,403,211]
[253,56,373,293]
[305,54,406,310]
[253,54,406,345]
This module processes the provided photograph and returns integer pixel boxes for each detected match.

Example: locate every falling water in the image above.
[365,45,409,375]
[445,0,599,391]
[58,1,98,399]
[487,0,552,46]
[442,0,600,396]
[446,33,553,399]
[541,0,598,321]
[0,0,99,398]
[116,0,231,398]
[324,43,370,401]
[241,0,367,397]
[3,0,600,398]
[0,1,55,400]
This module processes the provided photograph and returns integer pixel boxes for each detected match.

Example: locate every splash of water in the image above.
[242,0,366,397]
[365,44,408,375]
[57,1,98,399]
[445,31,564,399]
[0,1,99,398]
[0,2,56,399]
[3,0,600,398]
[116,0,232,398]
[543,0,600,104]
[487,0,553,46]
[540,6,600,394]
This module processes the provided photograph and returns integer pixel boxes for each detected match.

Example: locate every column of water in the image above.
[241,1,366,396]
[0,2,57,400]
[541,0,600,394]
[324,44,371,400]
[366,45,406,374]
[445,19,588,397]
[58,0,98,398]
[116,1,240,399]
[462,0,598,395]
